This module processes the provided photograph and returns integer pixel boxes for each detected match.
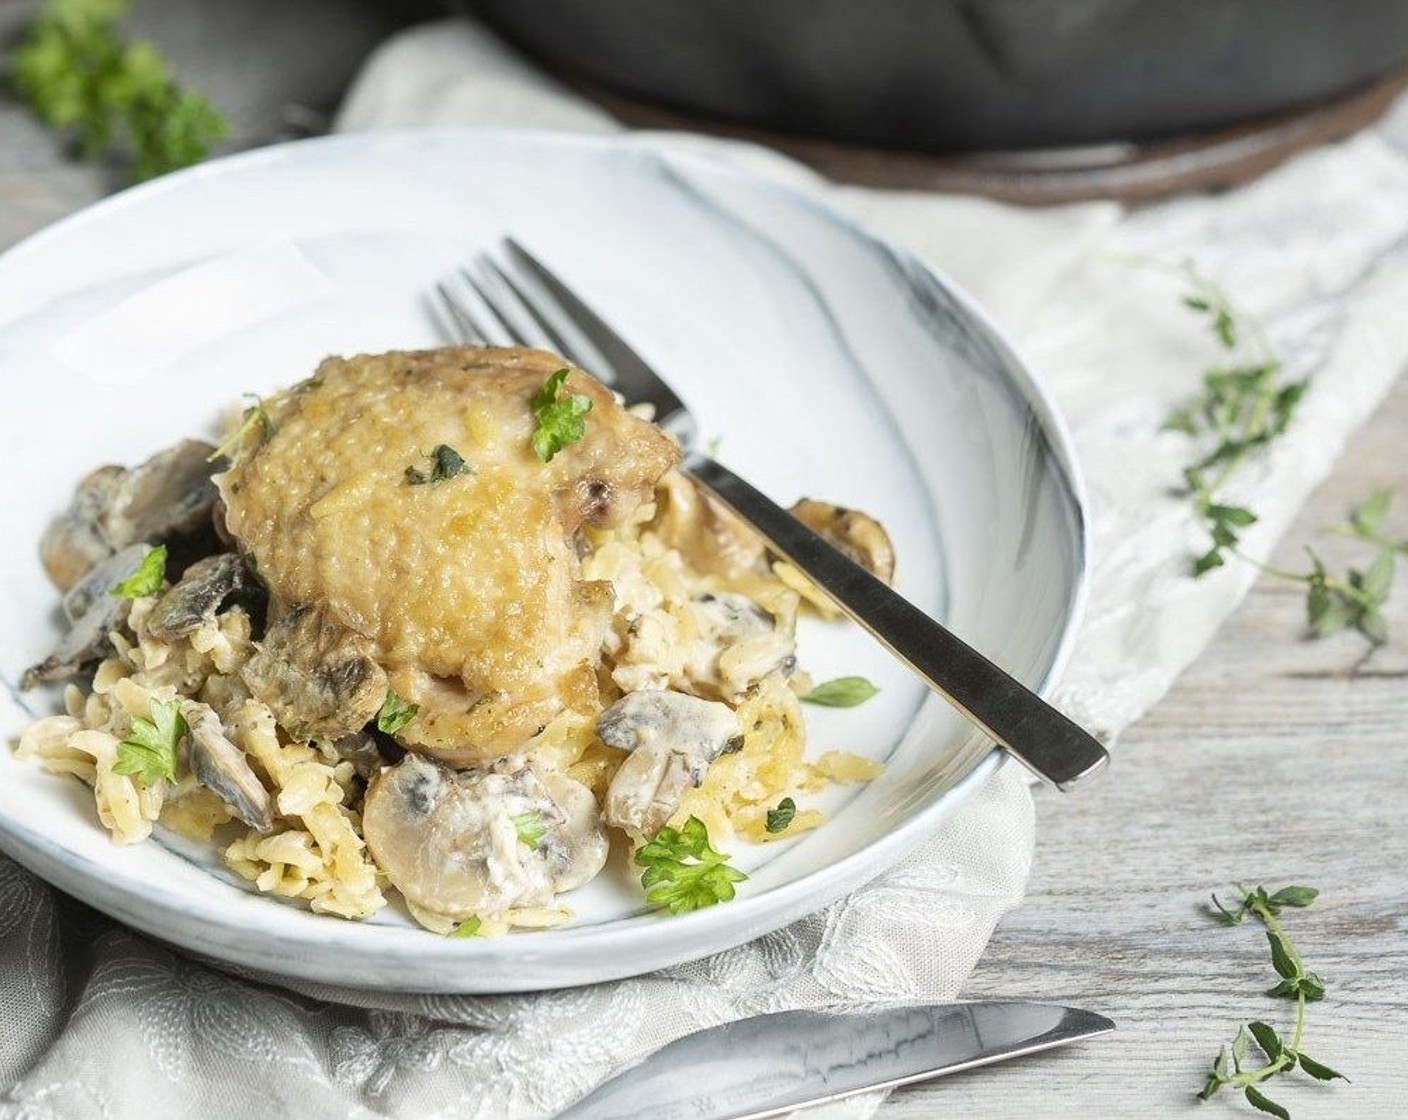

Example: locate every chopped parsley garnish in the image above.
[376,692,418,734]
[529,368,592,463]
[512,810,547,848]
[447,915,482,938]
[801,676,879,708]
[765,797,796,834]
[109,545,167,599]
[405,444,472,486]
[1160,266,1404,642]
[112,696,185,785]
[635,816,747,915]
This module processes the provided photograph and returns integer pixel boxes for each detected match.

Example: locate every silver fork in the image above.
[437,239,1107,790]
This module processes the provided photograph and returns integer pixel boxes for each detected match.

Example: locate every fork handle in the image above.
[685,456,1108,790]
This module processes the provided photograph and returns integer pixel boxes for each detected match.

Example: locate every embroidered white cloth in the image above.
[5,18,1408,1120]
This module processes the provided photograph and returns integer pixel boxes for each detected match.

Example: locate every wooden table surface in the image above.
[2,4,1405,1116]
[922,373,1408,1119]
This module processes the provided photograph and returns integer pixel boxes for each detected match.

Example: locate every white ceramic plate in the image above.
[0,130,1085,993]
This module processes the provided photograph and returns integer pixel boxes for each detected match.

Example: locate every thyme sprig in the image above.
[208,394,274,463]
[10,0,227,182]
[1166,268,1401,643]
[1198,884,1346,1118]
[1163,268,1306,577]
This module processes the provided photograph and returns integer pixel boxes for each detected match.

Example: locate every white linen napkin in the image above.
[5,17,1408,1120]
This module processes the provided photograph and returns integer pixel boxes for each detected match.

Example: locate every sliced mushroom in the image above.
[21,544,151,689]
[147,553,251,641]
[651,469,768,580]
[789,498,896,585]
[362,755,565,919]
[40,466,124,592]
[535,769,609,892]
[60,542,154,624]
[598,690,742,836]
[99,439,221,557]
[183,700,273,831]
[328,728,401,780]
[240,602,388,740]
[39,440,221,593]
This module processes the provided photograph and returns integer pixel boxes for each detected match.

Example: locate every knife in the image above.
[556,1001,1114,1120]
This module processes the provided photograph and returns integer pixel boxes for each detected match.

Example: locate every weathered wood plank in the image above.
[884,375,1408,1117]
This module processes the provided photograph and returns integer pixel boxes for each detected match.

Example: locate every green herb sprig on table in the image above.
[1315,488,1408,642]
[1197,883,1346,1119]
[1165,267,1402,643]
[109,544,166,599]
[1162,268,1307,577]
[10,0,228,183]
[635,816,747,915]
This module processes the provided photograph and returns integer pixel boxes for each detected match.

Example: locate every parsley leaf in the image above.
[634,816,747,915]
[10,0,227,183]
[405,444,472,486]
[801,677,879,707]
[529,369,592,463]
[512,810,547,848]
[765,797,796,834]
[376,692,418,734]
[447,915,482,938]
[109,544,166,599]
[112,696,185,785]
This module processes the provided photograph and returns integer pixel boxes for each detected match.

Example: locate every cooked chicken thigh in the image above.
[219,347,679,763]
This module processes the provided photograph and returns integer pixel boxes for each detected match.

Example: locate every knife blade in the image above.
[556,1001,1114,1120]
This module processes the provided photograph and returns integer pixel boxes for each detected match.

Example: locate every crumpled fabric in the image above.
[5,17,1408,1120]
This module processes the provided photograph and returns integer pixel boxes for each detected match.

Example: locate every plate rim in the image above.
[0,127,1088,992]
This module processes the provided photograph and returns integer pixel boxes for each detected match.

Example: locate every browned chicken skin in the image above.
[218,347,679,764]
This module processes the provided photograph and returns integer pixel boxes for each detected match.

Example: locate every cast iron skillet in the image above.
[468,0,1408,151]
